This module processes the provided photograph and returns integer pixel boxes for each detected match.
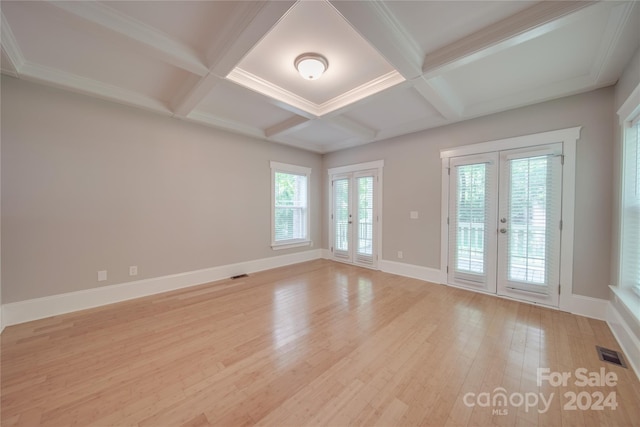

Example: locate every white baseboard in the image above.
[606,301,640,381]
[2,249,323,327]
[0,305,4,333]
[378,259,445,284]
[321,248,331,259]
[568,294,609,320]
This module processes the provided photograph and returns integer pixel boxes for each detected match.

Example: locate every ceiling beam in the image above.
[1,12,25,74]
[422,1,596,77]
[171,73,222,118]
[47,1,209,76]
[173,1,296,119]
[329,0,423,80]
[19,62,171,115]
[185,111,265,139]
[207,1,296,77]
[326,116,377,142]
[411,76,462,121]
[265,116,311,138]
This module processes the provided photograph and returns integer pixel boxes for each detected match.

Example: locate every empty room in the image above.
[1,1,640,426]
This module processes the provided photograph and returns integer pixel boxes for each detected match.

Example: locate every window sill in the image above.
[271,240,312,251]
[610,285,640,323]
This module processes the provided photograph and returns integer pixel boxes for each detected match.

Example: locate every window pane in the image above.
[621,122,640,292]
[455,163,486,275]
[274,171,307,242]
[334,179,349,252]
[507,156,549,284]
[357,176,374,257]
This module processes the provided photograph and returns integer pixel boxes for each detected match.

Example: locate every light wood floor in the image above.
[2,259,639,426]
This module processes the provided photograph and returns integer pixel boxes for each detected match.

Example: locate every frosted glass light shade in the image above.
[295,53,328,80]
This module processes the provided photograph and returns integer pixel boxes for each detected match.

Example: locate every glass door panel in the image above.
[497,145,562,306]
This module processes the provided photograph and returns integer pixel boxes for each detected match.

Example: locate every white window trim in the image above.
[327,160,384,268]
[613,82,640,317]
[440,126,581,312]
[270,161,311,250]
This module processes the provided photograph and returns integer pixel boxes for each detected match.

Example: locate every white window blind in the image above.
[451,161,493,283]
[620,121,640,296]
[334,178,349,253]
[505,154,560,291]
[271,162,310,249]
[356,176,374,261]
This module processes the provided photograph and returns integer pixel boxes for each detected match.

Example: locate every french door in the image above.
[331,170,378,267]
[447,144,563,306]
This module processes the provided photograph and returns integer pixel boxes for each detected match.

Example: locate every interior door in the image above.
[447,144,563,307]
[331,170,378,268]
[496,145,562,306]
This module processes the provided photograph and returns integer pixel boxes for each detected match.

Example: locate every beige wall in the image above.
[1,77,322,303]
[324,87,615,300]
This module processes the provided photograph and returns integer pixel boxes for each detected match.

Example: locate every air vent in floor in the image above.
[596,346,627,368]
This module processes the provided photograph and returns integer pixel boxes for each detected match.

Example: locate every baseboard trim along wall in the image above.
[606,301,640,381]
[378,259,446,284]
[0,255,614,335]
[2,249,323,327]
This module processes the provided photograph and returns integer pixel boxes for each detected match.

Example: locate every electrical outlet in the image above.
[129,266,138,276]
[397,251,403,259]
[410,211,419,219]
[97,270,107,282]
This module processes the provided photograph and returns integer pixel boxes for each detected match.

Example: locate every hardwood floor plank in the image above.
[2,260,638,426]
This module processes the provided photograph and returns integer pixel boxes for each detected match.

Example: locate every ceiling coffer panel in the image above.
[0,0,638,153]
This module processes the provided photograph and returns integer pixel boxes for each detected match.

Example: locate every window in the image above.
[270,162,311,249]
[619,114,640,297]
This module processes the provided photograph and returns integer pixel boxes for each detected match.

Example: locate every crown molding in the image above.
[588,1,637,84]
[329,0,423,79]
[47,0,208,76]
[1,12,25,74]
[265,116,310,138]
[171,73,222,118]
[185,110,265,140]
[20,62,171,114]
[423,1,596,77]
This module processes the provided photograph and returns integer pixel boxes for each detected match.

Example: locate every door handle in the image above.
[500,228,507,234]
[348,221,353,224]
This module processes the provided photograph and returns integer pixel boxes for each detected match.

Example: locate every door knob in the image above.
[500,218,507,223]
[500,228,507,234]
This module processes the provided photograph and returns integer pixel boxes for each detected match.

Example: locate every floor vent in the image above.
[230,274,249,280]
[596,346,627,368]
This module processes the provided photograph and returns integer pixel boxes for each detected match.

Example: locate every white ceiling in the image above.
[1,1,639,153]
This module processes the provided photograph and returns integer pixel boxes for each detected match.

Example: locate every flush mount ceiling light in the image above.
[294,53,328,80]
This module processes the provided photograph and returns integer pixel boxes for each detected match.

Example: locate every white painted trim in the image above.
[270,162,312,249]
[0,306,4,334]
[607,301,640,381]
[379,260,445,284]
[2,249,323,327]
[1,11,25,73]
[440,126,581,311]
[48,1,208,76]
[327,160,384,176]
[327,162,384,269]
[440,126,582,159]
[20,63,171,115]
[440,157,449,283]
[568,294,609,320]
[617,82,640,124]
[321,249,331,259]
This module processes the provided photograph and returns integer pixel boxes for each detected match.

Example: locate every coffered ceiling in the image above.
[1,1,639,153]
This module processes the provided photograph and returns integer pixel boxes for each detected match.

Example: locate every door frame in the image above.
[328,160,384,269]
[440,127,581,311]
